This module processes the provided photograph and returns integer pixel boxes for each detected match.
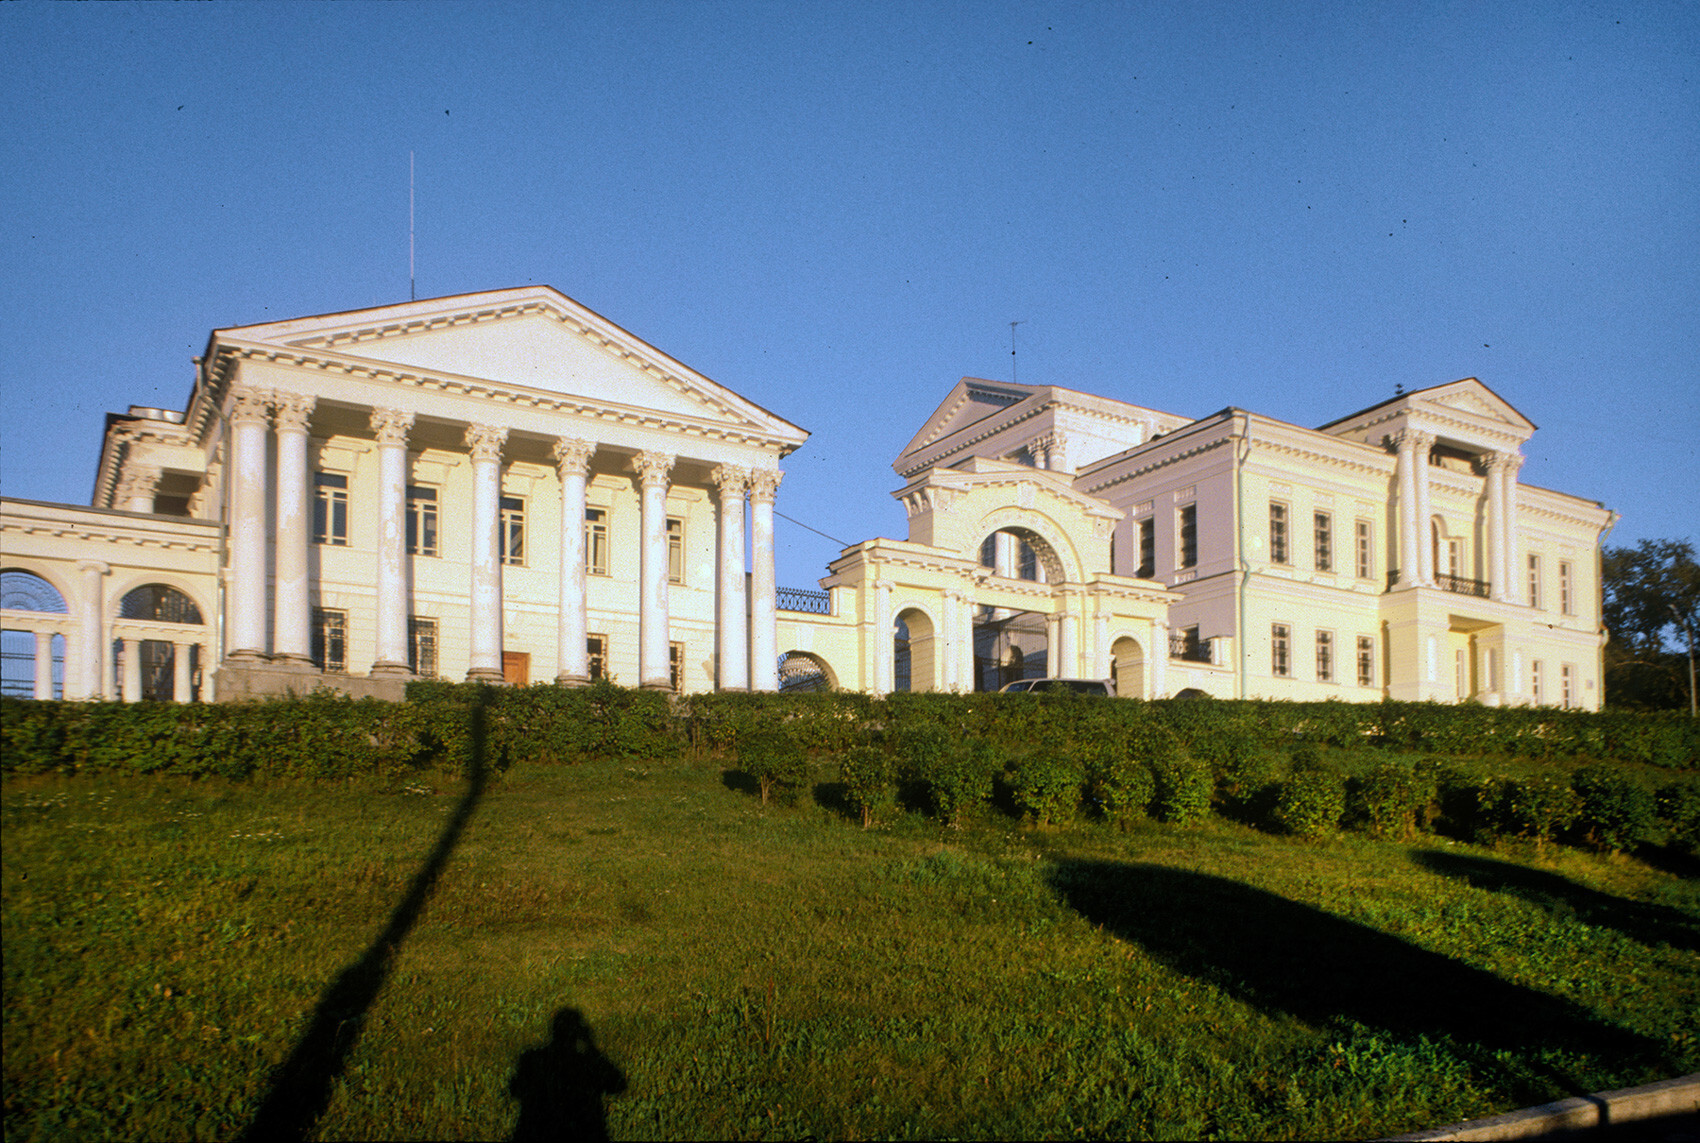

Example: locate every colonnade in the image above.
[1392,428,1522,602]
[221,386,783,690]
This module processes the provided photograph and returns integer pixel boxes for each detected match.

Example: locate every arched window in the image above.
[0,570,68,613]
[119,585,203,625]
[778,651,835,693]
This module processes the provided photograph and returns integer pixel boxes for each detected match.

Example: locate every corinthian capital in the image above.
[747,468,783,502]
[228,387,272,426]
[464,424,509,464]
[711,464,750,498]
[631,450,674,488]
[116,466,161,503]
[552,437,596,478]
[273,393,317,433]
[369,407,414,446]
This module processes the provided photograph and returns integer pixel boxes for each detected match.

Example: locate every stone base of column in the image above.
[215,658,405,702]
[223,649,270,665]
[269,654,319,672]
[639,680,673,692]
[555,672,592,687]
[465,667,506,685]
[718,685,749,694]
[369,661,414,680]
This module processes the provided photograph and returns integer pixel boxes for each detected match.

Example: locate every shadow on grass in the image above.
[720,768,759,798]
[1411,850,1700,953]
[1048,860,1670,1100]
[508,1006,627,1143]
[239,691,492,1143]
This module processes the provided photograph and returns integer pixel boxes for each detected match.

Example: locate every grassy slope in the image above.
[4,758,1696,1141]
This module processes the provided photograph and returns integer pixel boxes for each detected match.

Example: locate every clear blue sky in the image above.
[3,1,1695,589]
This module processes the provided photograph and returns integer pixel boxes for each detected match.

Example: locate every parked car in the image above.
[997,678,1116,697]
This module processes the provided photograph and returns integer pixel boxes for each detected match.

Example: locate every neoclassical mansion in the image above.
[0,286,1614,709]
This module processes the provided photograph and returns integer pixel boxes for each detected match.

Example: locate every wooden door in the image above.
[502,651,530,687]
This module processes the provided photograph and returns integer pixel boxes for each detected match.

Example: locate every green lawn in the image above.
[4,755,1696,1141]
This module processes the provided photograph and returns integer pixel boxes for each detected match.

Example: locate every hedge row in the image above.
[3,685,1695,783]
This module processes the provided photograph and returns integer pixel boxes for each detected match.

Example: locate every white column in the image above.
[1151,620,1169,698]
[554,438,595,685]
[371,409,415,675]
[1485,453,1509,601]
[117,466,161,514]
[1502,454,1524,603]
[227,388,272,659]
[1045,613,1060,677]
[273,395,316,663]
[1093,609,1109,679]
[121,637,142,703]
[1059,606,1079,677]
[712,465,750,691]
[465,424,509,683]
[874,579,893,693]
[1394,431,1419,589]
[72,560,108,700]
[1412,431,1435,587]
[33,634,55,700]
[633,451,675,690]
[749,468,782,692]
[173,641,194,703]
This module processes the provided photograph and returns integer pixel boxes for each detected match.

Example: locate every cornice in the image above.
[1,513,220,555]
[1075,432,1236,495]
[1245,434,1395,479]
[210,340,802,455]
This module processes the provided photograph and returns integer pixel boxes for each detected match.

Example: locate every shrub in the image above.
[1570,763,1657,854]
[737,724,809,804]
[1655,781,1700,853]
[1430,763,1503,842]
[1008,749,1084,827]
[839,745,894,828]
[922,738,1000,827]
[1086,737,1156,829]
[1147,746,1212,826]
[1496,774,1581,850]
[1349,761,1432,840]
[1274,762,1346,839]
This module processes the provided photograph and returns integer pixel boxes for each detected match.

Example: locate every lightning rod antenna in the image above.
[1010,320,1025,383]
[409,152,416,301]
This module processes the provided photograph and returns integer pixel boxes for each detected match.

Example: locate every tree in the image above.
[1602,539,1700,712]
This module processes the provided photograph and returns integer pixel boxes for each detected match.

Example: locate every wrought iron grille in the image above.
[776,586,831,614]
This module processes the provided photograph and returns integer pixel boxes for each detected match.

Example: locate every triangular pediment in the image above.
[220,286,806,444]
[897,378,1040,464]
[1416,378,1532,429]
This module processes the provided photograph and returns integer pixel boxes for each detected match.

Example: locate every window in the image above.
[1271,623,1291,678]
[1137,518,1155,578]
[409,617,437,678]
[1314,512,1333,573]
[667,517,684,584]
[313,473,348,546]
[1269,502,1289,564]
[1559,561,1573,615]
[312,608,347,673]
[406,486,438,557]
[586,508,609,576]
[1356,635,1375,687]
[669,641,684,693]
[500,496,525,566]
[1178,504,1198,569]
[1447,539,1463,579]
[1561,663,1575,709]
[588,635,608,682]
[1528,554,1542,608]
[1018,537,1039,581]
[1355,520,1373,580]
[1532,660,1545,705]
[1316,630,1334,682]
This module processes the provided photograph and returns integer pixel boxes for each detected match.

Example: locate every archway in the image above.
[893,607,936,692]
[115,584,206,702]
[1,570,68,699]
[972,606,1046,691]
[778,650,837,693]
[1112,635,1145,700]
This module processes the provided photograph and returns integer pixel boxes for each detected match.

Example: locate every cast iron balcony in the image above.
[1385,569,1492,598]
[776,586,831,614]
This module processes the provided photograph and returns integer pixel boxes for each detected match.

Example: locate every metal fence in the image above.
[776,586,831,615]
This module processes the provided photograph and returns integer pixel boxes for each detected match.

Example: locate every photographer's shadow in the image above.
[509,1007,627,1143]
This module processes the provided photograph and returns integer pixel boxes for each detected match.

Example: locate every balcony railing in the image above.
[1386,569,1492,598]
[1169,634,1214,663]
[776,586,831,615]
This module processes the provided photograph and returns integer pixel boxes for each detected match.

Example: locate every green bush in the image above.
[839,745,895,828]
[1349,760,1433,840]
[922,738,1000,827]
[1007,749,1084,827]
[1274,761,1346,839]
[1496,774,1581,850]
[736,724,809,804]
[1086,731,1157,829]
[1655,781,1700,853]
[1570,763,1657,853]
[1148,746,1212,826]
